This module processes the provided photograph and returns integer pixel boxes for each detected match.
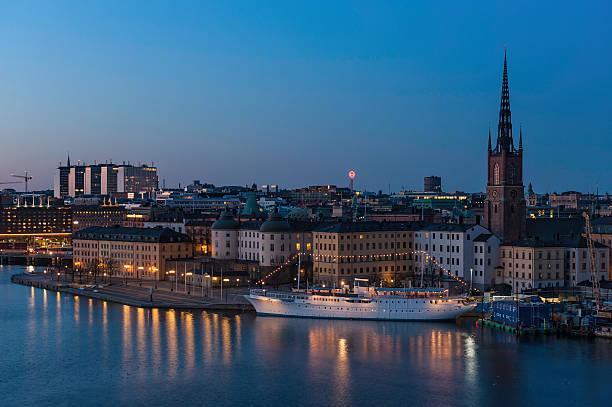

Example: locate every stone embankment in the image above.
[11,273,255,312]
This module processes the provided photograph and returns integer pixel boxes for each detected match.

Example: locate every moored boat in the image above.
[245,281,474,321]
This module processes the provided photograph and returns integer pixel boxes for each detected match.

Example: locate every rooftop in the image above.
[73,226,191,243]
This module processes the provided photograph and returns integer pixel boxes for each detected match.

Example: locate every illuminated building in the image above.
[211,209,316,281]
[312,221,418,287]
[0,204,72,246]
[498,238,608,293]
[72,205,126,232]
[73,226,193,280]
[185,220,213,255]
[54,160,158,198]
[414,224,498,289]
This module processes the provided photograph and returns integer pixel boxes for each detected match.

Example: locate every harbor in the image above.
[10,270,253,311]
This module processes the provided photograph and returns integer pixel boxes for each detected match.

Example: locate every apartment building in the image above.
[498,238,608,293]
[312,221,418,287]
[414,224,499,289]
[73,226,193,280]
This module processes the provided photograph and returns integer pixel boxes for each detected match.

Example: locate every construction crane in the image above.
[10,171,33,193]
[582,212,601,310]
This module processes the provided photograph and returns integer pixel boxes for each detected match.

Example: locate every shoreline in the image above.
[10,272,255,312]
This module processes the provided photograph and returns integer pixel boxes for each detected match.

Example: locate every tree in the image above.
[101,257,118,285]
[86,260,100,283]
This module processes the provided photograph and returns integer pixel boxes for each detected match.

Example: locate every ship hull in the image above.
[245,294,474,321]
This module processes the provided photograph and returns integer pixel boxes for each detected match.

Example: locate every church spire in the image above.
[519,125,523,150]
[488,127,492,151]
[497,49,513,152]
[67,152,71,167]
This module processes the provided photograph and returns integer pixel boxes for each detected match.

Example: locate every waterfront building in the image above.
[484,52,527,242]
[210,209,316,281]
[312,221,418,287]
[73,226,193,280]
[498,238,609,292]
[0,203,72,241]
[211,209,313,265]
[414,224,499,291]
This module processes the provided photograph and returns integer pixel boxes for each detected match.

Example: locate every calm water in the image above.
[0,266,610,407]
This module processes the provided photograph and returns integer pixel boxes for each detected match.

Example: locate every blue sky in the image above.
[0,1,610,193]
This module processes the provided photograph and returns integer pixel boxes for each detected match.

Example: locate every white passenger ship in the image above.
[246,280,474,321]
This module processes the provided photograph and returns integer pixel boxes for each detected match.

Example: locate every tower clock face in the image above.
[491,190,498,199]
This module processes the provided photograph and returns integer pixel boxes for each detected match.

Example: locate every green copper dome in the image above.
[260,209,290,233]
[241,191,265,218]
[211,210,240,230]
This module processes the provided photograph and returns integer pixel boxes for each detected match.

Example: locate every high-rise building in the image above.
[484,52,526,242]
[116,165,158,196]
[54,161,158,198]
[424,176,442,193]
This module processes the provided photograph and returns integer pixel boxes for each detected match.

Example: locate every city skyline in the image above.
[1,2,611,193]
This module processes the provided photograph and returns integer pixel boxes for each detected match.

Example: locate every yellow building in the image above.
[73,226,193,280]
[313,222,417,287]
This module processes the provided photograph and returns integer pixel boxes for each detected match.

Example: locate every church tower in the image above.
[484,51,526,242]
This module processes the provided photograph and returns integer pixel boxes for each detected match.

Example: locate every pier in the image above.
[10,272,255,311]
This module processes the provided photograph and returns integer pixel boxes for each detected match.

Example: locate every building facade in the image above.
[414,224,499,291]
[72,205,126,232]
[210,210,315,280]
[424,176,442,193]
[498,238,608,293]
[73,226,193,280]
[484,52,526,242]
[312,221,417,287]
[55,162,158,198]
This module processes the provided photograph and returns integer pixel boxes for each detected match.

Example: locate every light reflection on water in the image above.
[1,266,611,407]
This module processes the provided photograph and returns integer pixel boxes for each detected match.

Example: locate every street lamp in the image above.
[168,270,176,291]
[123,264,131,286]
[204,274,210,297]
[186,271,193,294]
[222,278,230,303]
[469,267,473,296]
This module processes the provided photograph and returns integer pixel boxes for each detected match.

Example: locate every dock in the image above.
[477,318,557,336]
[10,272,255,311]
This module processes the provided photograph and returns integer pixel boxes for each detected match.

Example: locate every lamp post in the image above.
[168,270,176,291]
[151,267,158,289]
[223,278,230,303]
[470,267,473,296]
[138,266,144,287]
[186,271,192,294]
[123,264,131,286]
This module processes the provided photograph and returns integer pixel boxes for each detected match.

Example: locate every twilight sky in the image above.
[0,1,611,193]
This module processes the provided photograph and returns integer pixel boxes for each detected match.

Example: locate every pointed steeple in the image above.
[496,49,513,152]
[519,125,523,150]
[488,127,492,151]
[67,152,71,167]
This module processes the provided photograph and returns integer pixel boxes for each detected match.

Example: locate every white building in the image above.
[414,224,499,291]
[472,233,501,291]
[211,209,313,268]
